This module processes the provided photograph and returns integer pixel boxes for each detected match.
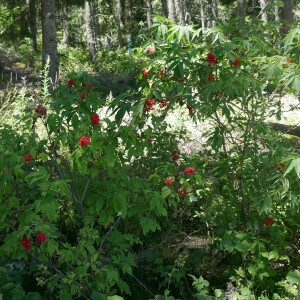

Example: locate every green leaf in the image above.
[161,186,171,199]
[139,217,161,235]
[25,167,49,186]
[286,270,300,284]
[214,289,223,298]
[91,291,107,300]
[60,289,72,300]
[107,296,124,300]
[285,158,300,177]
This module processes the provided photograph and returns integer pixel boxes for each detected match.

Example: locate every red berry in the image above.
[142,68,149,77]
[178,188,188,195]
[36,232,47,243]
[67,79,76,87]
[90,114,100,126]
[144,99,156,111]
[264,217,274,228]
[184,167,195,175]
[20,236,32,250]
[35,104,47,116]
[230,58,241,67]
[208,72,215,82]
[23,153,33,164]
[80,136,90,147]
[164,177,174,186]
[146,46,155,53]
[207,53,218,65]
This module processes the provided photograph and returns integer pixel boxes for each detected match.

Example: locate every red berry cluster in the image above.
[264,217,274,228]
[144,99,156,111]
[90,114,100,126]
[207,52,218,65]
[20,232,47,251]
[184,167,195,175]
[208,72,215,82]
[80,136,91,147]
[274,163,286,174]
[67,78,76,87]
[164,177,174,186]
[35,104,47,116]
[146,46,155,53]
[159,100,169,108]
[178,188,188,195]
[142,68,149,77]
[23,153,33,164]
[187,105,193,115]
[172,149,178,161]
[230,58,241,67]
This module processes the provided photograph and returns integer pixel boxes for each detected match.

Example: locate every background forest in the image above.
[0,0,300,299]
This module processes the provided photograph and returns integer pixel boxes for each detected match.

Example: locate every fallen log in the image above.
[267,122,300,137]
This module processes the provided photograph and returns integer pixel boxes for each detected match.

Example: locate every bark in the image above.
[29,0,38,52]
[146,0,153,29]
[167,0,177,23]
[114,0,124,48]
[237,0,246,23]
[41,0,59,84]
[267,122,300,138]
[200,0,207,30]
[61,0,69,46]
[274,3,280,21]
[280,0,295,35]
[207,0,218,27]
[259,0,268,24]
[84,0,97,62]
[161,0,168,18]
[174,0,185,25]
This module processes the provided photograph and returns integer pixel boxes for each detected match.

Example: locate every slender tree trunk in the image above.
[114,0,124,48]
[274,3,280,21]
[29,0,38,52]
[237,0,246,23]
[207,0,218,27]
[274,4,280,21]
[41,0,59,83]
[259,0,268,24]
[200,0,207,30]
[281,0,295,35]
[161,0,168,18]
[174,0,185,25]
[167,0,177,23]
[61,0,69,46]
[85,0,100,62]
[146,0,153,29]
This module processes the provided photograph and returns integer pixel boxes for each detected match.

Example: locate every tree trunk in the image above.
[41,0,59,84]
[61,0,69,46]
[85,0,98,62]
[281,0,295,35]
[274,3,280,21]
[29,0,38,52]
[267,122,300,138]
[259,0,268,24]
[167,0,177,23]
[237,0,246,23]
[207,0,218,27]
[200,0,207,30]
[146,0,153,29]
[161,0,168,18]
[114,0,124,48]
[174,0,185,25]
